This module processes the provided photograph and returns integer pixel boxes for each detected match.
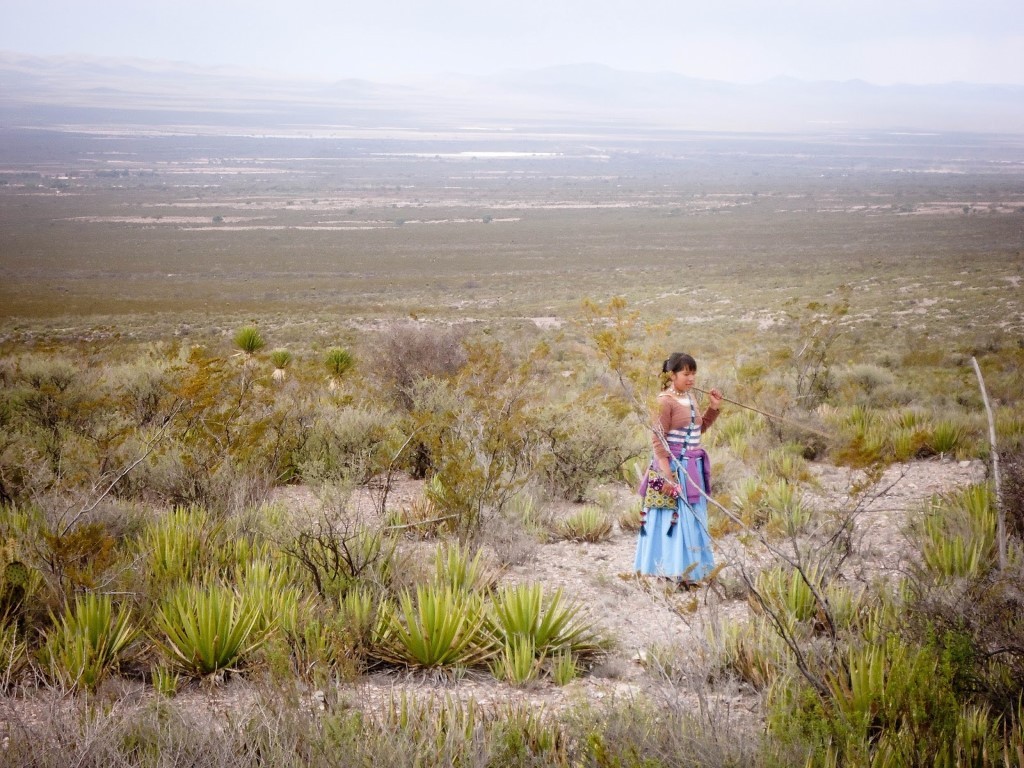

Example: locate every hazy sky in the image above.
[3,0,1023,85]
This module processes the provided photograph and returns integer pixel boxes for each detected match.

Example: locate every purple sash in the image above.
[637,445,711,503]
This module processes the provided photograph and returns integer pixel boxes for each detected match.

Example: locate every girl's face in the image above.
[669,367,696,392]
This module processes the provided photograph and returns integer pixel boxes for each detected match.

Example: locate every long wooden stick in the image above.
[971,356,1005,570]
[690,386,833,440]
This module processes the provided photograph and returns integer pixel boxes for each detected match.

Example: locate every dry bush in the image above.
[1002,445,1024,540]
[368,321,468,410]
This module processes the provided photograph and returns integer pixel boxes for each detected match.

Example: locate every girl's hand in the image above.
[708,388,724,410]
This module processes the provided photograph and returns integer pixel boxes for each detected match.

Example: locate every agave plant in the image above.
[432,541,498,593]
[764,480,813,537]
[0,623,27,690]
[238,558,304,636]
[374,584,493,669]
[547,649,579,686]
[136,505,222,590]
[40,592,139,691]
[713,616,785,691]
[751,565,823,630]
[917,485,996,579]
[554,507,613,543]
[487,583,602,661]
[490,635,542,686]
[929,420,968,456]
[152,582,270,677]
[338,583,379,652]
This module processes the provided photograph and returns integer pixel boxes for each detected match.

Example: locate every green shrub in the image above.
[539,407,643,502]
[295,405,403,484]
[285,517,396,601]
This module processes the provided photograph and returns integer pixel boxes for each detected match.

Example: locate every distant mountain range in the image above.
[2,51,1023,135]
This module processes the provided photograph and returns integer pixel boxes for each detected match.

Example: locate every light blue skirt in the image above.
[634,456,715,581]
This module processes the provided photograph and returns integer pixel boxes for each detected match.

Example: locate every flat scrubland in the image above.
[1,125,1023,766]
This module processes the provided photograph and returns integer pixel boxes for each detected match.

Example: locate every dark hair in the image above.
[662,352,697,374]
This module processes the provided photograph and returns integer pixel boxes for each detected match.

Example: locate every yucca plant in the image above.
[214,536,272,579]
[238,558,304,636]
[918,485,996,579]
[554,506,613,543]
[825,635,945,749]
[383,693,480,765]
[716,410,760,457]
[387,490,450,539]
[0,560,33,627]
[823,582,867,632]
[920,526,989,579]
[286,617,343,683]
[732,475,769,527]
[152,665,179,697]
[374,584,494,669]
[233,325,265,356]
[152,582,270,678]
[760,447,812,484]
[40,592,138,691]
[890,426,929,461]
[506,492,550,540]
[324,347,354,386]
[488,583,602,661]
[269,348,293,382]
[338,583,379,653]
[617,501,644,533]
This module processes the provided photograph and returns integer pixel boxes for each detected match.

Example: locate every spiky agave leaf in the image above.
[40,592,138,691]
[152,582,271,677]
[373,584,494,669]
[488,583,603,660]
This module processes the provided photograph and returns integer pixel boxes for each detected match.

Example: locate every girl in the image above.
[635,353,723,586]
